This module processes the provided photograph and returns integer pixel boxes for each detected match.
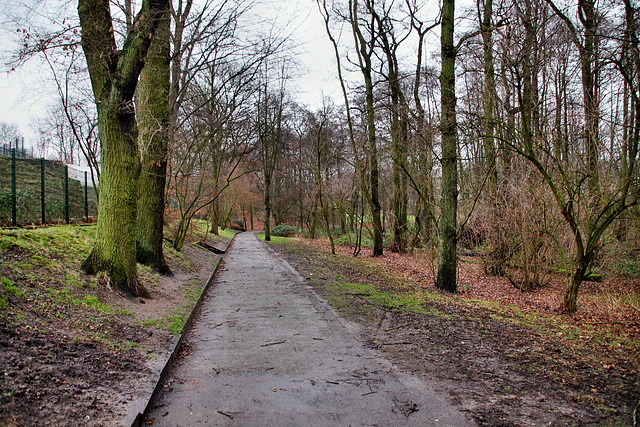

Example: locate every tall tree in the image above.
[350,0,384,257]
[374,5,409,253]
[545,0,599,196]
[313,107,336,255]
[257,81,285,242]
[136,6,171,274]
[480,0,497,200]
[436,0,458,292]
[406,2,439,247]
[78,0,168,297]
[318,0,370,256]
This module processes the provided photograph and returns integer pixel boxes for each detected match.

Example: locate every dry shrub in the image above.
[478,169,562,291]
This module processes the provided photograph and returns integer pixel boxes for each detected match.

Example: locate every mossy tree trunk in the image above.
[78,0,168,297]
[436,0,458,293]
[136,6,171,275]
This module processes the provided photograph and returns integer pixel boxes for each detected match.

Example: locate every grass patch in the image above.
[142,314,186,334]
[81,295,112,313]
[167,315,185,334]
[184,286,203,303]
[1,277,23,297]
[218,228,239,239]
[332,279,430,314]
[256,233,290,244]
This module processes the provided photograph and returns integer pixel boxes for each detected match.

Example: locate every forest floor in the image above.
[0,224,232,426]
[266,237,640,426]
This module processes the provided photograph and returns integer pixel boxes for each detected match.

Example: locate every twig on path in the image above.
[217,410,234,420]
[261,340,287,347]
[212,321,236,328]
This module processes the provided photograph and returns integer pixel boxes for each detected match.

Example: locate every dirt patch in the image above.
[0,227,228,426]
[269,238,640,426]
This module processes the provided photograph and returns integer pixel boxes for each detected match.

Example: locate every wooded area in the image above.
[4,0,640,314]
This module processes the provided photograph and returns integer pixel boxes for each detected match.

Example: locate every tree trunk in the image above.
[481,0,497,200]
[173,215,190,251]
[136,7,171,274]
[83,104,146,297]
[579,0,599,196]
[209,197,219,236]
[264,171,272,241]
[368,82,384,257]
[78,0,168,297]
[391,98,408,253]
[564,253,590,314]
[436,0,458,293]
[349,0,383,257]
[315,122,335,255]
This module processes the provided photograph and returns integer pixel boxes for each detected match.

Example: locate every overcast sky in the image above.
[0,0,445,146]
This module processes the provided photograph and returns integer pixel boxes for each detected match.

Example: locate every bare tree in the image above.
[436,0,458,292]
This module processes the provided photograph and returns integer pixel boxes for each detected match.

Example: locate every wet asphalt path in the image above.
[145,232,469,426]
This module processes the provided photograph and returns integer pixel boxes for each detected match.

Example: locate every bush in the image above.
[271,224,301,237]
[229,220,246,231]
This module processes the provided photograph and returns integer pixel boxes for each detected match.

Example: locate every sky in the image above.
[0,0,343,143]
[0,66,48,138]
[0,0,444,149]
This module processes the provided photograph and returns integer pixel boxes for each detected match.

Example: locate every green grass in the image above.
[218,228,239,239]
[256,233,289,243]
[331,279,431,314]
[1,277,23,297]
[81,295,112,313]
[142,314,186,334]
[187,219,239,241]
[184,286,203,303]
[167,315,185,334]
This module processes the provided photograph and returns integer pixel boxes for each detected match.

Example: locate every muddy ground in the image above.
[0,236,223,426]
[268,239,639,426]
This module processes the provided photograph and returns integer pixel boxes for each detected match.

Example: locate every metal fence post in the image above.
[11,148,16,226]
[64,165,69,224]
[41,158,45,224]
[84,171,88,222]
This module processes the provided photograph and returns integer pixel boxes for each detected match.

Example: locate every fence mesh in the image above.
[0,152,99,226]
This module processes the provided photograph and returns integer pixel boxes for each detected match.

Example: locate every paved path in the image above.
[145,232,469,426]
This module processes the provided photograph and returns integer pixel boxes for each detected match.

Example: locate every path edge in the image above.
[124,234,238,427]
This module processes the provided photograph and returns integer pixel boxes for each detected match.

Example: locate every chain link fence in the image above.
[0,149,99,226]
